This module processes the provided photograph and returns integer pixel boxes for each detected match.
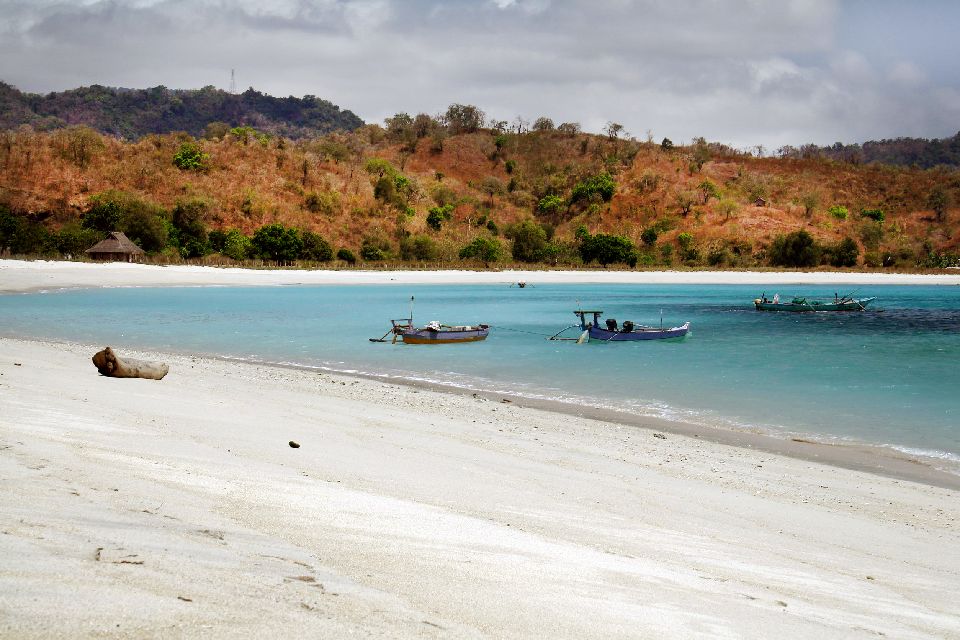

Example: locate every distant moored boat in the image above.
[753,294,876,312]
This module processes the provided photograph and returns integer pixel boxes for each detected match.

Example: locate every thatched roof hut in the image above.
[86,232,145,262]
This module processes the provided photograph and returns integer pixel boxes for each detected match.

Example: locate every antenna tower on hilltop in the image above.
[229,69,236,94]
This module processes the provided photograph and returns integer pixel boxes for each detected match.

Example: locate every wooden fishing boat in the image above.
[551,310,689,342]
[369,297,489,344]
[753,295,876,312]
[400,321,490,344]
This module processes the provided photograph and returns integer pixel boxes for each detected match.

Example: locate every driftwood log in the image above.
[92,347,169,380]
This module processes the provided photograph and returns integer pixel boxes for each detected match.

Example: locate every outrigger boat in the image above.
[754,293,876,312]
[370,297,490,344]
[550,310,690,342]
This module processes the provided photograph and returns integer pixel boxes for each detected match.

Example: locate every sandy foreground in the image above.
[1,337,958,639]
[3,258,960,293]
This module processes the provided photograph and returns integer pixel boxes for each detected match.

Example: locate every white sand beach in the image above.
[1,337,958,639]
[2,261,959,638]
[3,258,960,293]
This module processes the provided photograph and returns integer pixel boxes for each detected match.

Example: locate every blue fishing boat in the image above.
[551,310,689,342]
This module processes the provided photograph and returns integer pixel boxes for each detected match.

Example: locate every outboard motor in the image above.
[605,318,618,331]
[622,320,634,333]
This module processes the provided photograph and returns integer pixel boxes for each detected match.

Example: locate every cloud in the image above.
[0,0,958,147]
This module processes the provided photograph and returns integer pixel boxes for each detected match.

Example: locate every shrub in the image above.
[55,224,104,257]
[400,235,438,261]
[337,248,356,264]
[640,228,658,246]
[861,208,885,223]
[828,205,848,220]
[222,229,252,261]
[252,223,302,263]
[304,190,340,215]
[504,159,517,174]
[300,231,333,261]
[171,199,210,258]
[829,237,859,267]
[459,236,503,262]
[505,219,548,262]
[360,237,391,261]
[578,231,637,267]
[536,194,566,216]
[570,172,616,204]
[768,230,821,267]
[677,232,694,250]
[172,141,209,171]
[426,204,454,231]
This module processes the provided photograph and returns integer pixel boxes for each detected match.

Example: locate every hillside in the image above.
[1,110,958,269]
[0,82,363,139]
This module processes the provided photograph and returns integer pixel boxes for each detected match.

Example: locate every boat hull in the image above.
[588,322,690,341]
[401,328,489,344]
[754,297,875,312]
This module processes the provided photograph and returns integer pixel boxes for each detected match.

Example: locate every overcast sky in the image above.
[2,0,958,149]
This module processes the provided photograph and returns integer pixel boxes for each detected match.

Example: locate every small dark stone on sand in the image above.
[289,441,301,448]
[653,433,667,439]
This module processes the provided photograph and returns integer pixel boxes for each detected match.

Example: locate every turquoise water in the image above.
[2,283,959,465]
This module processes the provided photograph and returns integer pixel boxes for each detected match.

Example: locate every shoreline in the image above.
[2,336,958,638]
[3,258,960,294]
[3,259,959,489]
[195,351,960,491]
[13,334,960,490]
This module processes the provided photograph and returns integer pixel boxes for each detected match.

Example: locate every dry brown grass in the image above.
[1,127,957,259]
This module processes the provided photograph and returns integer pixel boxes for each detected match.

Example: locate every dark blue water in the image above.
[3,283,959,465]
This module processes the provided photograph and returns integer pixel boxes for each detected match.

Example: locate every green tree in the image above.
[172,141,209,171]
[830,237,859,267]
[480,176,505,205]
[83,191,126,231]
[691,137,711,172]
[360,235,391,261]
[400,235,439,261]
[532,117,555,132]
[121,203,168,253]
[570,172,616,204]
[459,236,502,263]
[54,224,103,257]
[717,198,738,222]
[675,190,696,216]
[426,204,454,231]
[222,229,252,261]
[537,194,566,217]
[0,206,55,255]
[579,232,637,267]
[171,199,210,258]
[768,230,821,267]
[928,185,951,222]
[505,219,548,262]
[337,247,357,264]
[300,231,333,261]
[697,179,720,204]
[252,223,302,263]
[445,103,485,134]
[640,228,658,246]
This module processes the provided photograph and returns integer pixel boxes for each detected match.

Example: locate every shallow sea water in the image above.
[2,283,958,466]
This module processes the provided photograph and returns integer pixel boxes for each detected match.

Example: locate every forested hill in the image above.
[0,82,364,139]
[778,132,960,169]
